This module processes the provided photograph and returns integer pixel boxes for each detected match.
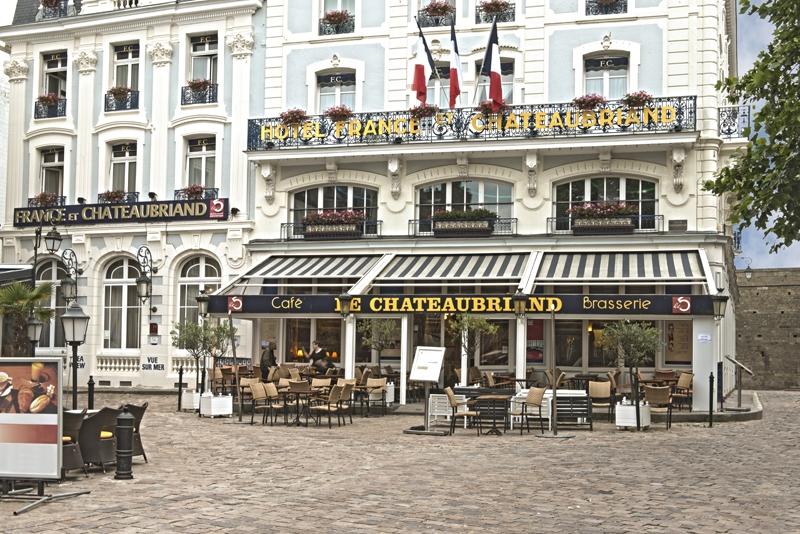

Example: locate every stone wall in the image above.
[736,268,800,389]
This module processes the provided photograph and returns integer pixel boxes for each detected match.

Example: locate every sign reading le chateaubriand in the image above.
[13,199,229,227]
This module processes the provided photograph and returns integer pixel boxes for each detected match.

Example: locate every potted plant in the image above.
[322,9,352,25]
[572,93,608,111]
[40,0,61,8]
[477,99,509,116]
[567,202,638,234]
[186,79,211,92]
[423,0,455,17]
[98,189,127,203]
[409,103,440,120]
[324,104,353,122]
[431,208,498,236]
[181,184,207,200]
[37,93,60,107]
[621,90,653,108]
[280,108,309,127]
[479,0,511,14]
[0,282,53,358]
[107,86,131,101]
[30,191,60,207]
[302,210,366,239]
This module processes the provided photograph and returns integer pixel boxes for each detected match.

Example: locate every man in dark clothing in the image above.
[310,341,330,374]
[259,341,276,380]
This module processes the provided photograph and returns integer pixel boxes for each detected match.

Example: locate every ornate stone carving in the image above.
[598,150,612,172]
[226,32,255,60]
[3,58,29,83]
[74,50,98,75]
[330,54,340,68]
[388,158,402,200]
[325,161,338,182]
[148,41,173,67]
[456,156,469,178]
[525,152,538,197]
[259,163,275,204]
[672,148,686,193]
[601,33,613,50]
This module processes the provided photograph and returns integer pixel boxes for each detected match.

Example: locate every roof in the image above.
[13,0,83,26]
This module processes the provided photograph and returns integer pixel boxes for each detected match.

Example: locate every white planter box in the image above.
[181,391,200,411]
[200,395,233,418]
[615,403,651,429]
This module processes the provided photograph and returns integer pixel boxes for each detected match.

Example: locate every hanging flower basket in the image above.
[432,208,497,236]
[180,184,207,200]
[572,93,608,111]
[477,99,509,116]
[409,103,440,120]
[423,1,455,16]
[186,79,211,92]
[37,93,60,106]
[479,0,511,14]
[302,210,366,239]
[31,191,60,207]
[280,108,310,127]
[322,9,352,25]
[98,190,127,203]
[621,90,653,108]
[324,105,353,122]
[108,86,131,101]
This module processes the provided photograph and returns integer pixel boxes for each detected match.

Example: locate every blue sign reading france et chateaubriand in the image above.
[13,199,229,227]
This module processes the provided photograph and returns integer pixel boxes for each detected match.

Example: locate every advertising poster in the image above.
[666,321,693,365]
[0,358,62,480]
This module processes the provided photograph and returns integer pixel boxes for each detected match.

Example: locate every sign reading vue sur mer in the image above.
[212,294,712,316]
[13,199,229,227]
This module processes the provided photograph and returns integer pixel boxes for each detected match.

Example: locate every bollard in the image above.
[114,408,135,480]
[200,367,206,396]
[87,376,95,410]
[177,366,184,411]
[708,372,714,428]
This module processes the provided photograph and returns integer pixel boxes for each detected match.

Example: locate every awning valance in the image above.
[536,251,705,285]
[374,253,530,284]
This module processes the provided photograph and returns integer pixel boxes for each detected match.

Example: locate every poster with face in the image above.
[0,358,62,480]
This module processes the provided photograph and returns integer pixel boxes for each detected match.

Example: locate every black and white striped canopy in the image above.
[376,253,529,282]
[536,251,704,284]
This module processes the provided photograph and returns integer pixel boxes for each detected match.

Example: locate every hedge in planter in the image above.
[431,208,498,236]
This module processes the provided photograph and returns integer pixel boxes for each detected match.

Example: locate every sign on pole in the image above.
[409,346,446,383]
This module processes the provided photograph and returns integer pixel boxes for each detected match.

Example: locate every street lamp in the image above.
[44,227,63,254]
[196,290,210,318]
[512,290,528,318]
[29,225,62,357]
[61,300,90,410]
[26,315,44,352]
[711,290,729,321]
[136,245,158,317]
[338,293,353,317]
[61,248,81,303]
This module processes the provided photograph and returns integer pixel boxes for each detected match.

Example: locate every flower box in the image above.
[180,390,200,411]
[615,402,650,430]
[303,223,364,239]
[200,394,232,418]
[433,219,495,237]
[423,0,455,16]
[186,79,211,92]
[572,216,635,235]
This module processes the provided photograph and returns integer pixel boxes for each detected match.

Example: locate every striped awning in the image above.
[375,253,530,283]
[536,251,705,284]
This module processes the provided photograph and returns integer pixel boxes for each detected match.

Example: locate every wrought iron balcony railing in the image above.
[410,217,517,237]
[98,191,140,204]
[173,187,219,201]
[27,195,66,208]
[248,96,696,151]
[34,98,67,119]
[281,220,382,240]
[476,3,515,23]
[417,8,455,28]
[546,214,664,235]
[181,84,218,105]
[586,0,628,16]
[38,1,69,20]
[719,105,752,139]
[105,90,140,112]
[319,14,355,35]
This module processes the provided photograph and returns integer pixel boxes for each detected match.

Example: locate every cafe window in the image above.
[190,34,218,84]
[110,143,137,192]
[40,147,64,195]
[42,51,67,97]
[584,56,628,100]
[555,320,582,367]
[476,60,514,104]
[291,185,378,226]
[36,260,67,349]
[427,65,451,109]
[554,177,657,231]
[186,137,215,188]
[284,319,342,364]
[479,320,510,367]
[103,258,141,350]
[416,179,513,222]
[317,71,356,112]
[665,321,692,365]
[113,43,140,91]
[177,256,221,326]
[588,321,617,368]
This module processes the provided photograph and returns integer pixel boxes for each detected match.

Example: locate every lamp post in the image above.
[60,301,90,410]
[711,290,729,321]
[136,245,158,318]
[338,293,353,317]
[27,315,44,355]
[61,248,82,303]
[29,225,62,356]
[196,290,210,319]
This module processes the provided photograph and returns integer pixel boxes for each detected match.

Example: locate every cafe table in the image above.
[472,395,511,436]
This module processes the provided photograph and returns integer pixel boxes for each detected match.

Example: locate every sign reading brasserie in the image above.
[13,198,229,227]
[213,294,713,316]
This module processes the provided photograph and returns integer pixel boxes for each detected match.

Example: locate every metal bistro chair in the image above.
[62,409,88,477]
[520,387,547,435]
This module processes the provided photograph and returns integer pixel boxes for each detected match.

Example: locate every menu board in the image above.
[666,321,693,365]
[409,346,446,383]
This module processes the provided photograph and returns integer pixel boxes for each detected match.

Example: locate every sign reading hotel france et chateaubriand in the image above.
[13,198,230,228]
[247,97,697,151]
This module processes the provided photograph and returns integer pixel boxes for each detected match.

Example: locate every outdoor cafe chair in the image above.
[277,364,291,379]
[289,367,302,381]
[263,382,287,425]
[311,377,332,394]
[338,382,355,424]
[79,407,120,472]
[277,377,291,391]
[453,367,462,384]
[467,366,482,385]
[520,387,546,435]
[444,387,478,436]
[310,384,344,428]
[588,380,615,421]
[361,377,387,417]
[483,371,514,389]
[62,409,88,478]
[121,402,149,463]
[545,369,566,390]
[250,382,269,425]
[672,372,694,410]
[643,385,674,429]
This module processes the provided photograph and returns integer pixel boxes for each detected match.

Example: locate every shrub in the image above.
[572,93,608,110]
[432,208,498,221]
[279,108,310,126]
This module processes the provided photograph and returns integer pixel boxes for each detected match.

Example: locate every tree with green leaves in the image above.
[705,0,799,251]
[170,320,212,391]
[358,318,399,361]
[446,314,499,384]
[0,282,53,357]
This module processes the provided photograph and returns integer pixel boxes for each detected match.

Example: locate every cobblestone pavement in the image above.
[1,391,798,533]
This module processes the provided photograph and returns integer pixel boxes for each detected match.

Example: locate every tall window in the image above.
[323,0,354,11]
[110,143,137,192]
[190,34,218,83]
[41,148,64,195]
[103,258,141,350]
[476,60,514,104]
[291,185,378,226]
[113,43,139,90]
[427,65,450,109]
[177,256,221,325]
[554,177,657,230]
[417,179,513,221]
[317,71,356,112]
[37,260,67,349]
[186,137,215,188]
[584,56,628,99]
[42,51,67,97]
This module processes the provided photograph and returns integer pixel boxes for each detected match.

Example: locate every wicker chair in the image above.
[644,385,673,429]
[520,387,546,435]
[444,387,478,435]
[467,366,482,385]
[310,384,344,428]
[263,382,287,425]
[250,382,269,425]
[79,407,120,472]
[483,371,514,389]
[62,409,88,477]
[289,368,302,381]
[311,378,332,395]
[122,402,149,463]
[588,380,615,421]
[545,369,566,389]
[672,372,694,410]
[338,382,355,424]
[361,377,387,416]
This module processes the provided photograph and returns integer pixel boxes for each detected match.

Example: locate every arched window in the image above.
[36,259,67,348]
[553,176,657,231]
[417,179,512,219]
[103,258,141,350]
[177,256,221,325]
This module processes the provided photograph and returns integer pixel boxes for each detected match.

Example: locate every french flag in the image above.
[411,22,436,105]
[479,18,503,110]
[449,21,463,109]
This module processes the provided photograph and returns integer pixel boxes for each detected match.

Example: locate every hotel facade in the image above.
[1,0,747,411]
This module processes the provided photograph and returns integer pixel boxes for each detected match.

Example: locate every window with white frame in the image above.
[426,65,451,109]
[113,43,140,90]
[323,0,354,12]
[291,185,378,226]
[584,56,628,99]
[186,137,216,188]
[190,34,218,83]
[103,258,141,350]
[42,51,67,97]
[36,260,67,349]
[40,148,64,195]
[475,60,514,104]
[554,176,657,230]
[317,71,356,112]
[177,256,221,326]
[110,143,137,192]
[417,179,513,221]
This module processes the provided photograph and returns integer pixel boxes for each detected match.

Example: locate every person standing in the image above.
[309,341,329,374]
[259,340,276,380]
